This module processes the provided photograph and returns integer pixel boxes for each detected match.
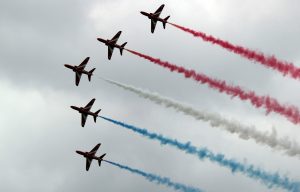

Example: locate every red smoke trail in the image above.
[168,22,300,80]
[126,48,300,125]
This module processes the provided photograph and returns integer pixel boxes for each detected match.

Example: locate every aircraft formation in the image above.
[63,4,299,192]
[64,4,169,172]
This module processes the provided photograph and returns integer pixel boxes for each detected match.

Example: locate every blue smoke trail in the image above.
[103,160,202,192]
[100,116,300,192]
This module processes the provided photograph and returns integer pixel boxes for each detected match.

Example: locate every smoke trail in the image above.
[103,160,203,192]
[100,77,300,157]
[99,116,300,191]
[168,22,300,80]
[126,49,300,125]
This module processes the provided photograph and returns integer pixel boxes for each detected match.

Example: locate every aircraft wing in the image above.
[86,158,93,171]
[75,72,82,86]
[81,113,88,127]
[78,57,90,70]
[153,4,164,17]
[90,143,101,155]
[151,19,158,33]
[110,31,122,44]
[108,45,114,60]
[84,98,95,110]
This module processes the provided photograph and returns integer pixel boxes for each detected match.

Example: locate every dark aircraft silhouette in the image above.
[140,4,170,33]
[76,143,106,171]
[64,57,95,86]
[70,98,101,127]
[97,31,127,60]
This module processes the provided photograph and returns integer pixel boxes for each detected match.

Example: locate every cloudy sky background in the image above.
[1,0,300,191]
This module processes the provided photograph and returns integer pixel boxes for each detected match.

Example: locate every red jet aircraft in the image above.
[64,57,95,86]
[76,143,106,171]
[140,4,170,33]
[70,98,101,127]
[97,31,127,60]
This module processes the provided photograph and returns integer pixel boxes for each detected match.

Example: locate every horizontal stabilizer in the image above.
[94,109,101,122]
[88,68,96,81]
[163,16,170,29]
[120,42,127,55]
[98,153,106,166]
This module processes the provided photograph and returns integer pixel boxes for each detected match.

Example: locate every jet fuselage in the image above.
[64,64,90,75]
[97,38,123,49]
[76,150,99,160]
[140,11,166,22]
[70,106,97,116]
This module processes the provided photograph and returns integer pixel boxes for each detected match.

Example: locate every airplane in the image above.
[97,31,127,60]
[76,143,106,171]
[64,57,96,86]
[140,4,170,33]
[70,98,101,127]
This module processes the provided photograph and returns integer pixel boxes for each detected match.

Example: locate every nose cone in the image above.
[76,151,86,156]
[64,64,73,70]
[97,38,105,43]
[70,106,77,110]
[140,11,147,16]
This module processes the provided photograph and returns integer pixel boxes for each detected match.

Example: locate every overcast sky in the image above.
[1,0,300,191]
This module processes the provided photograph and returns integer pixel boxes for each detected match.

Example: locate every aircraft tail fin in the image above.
[119,42,127,55]
[98,153,106,166]
[88,68,96,81]
[93,109,101,122]
[163,16,170,29]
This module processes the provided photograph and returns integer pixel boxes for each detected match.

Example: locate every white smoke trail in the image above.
[101,77,300,157]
